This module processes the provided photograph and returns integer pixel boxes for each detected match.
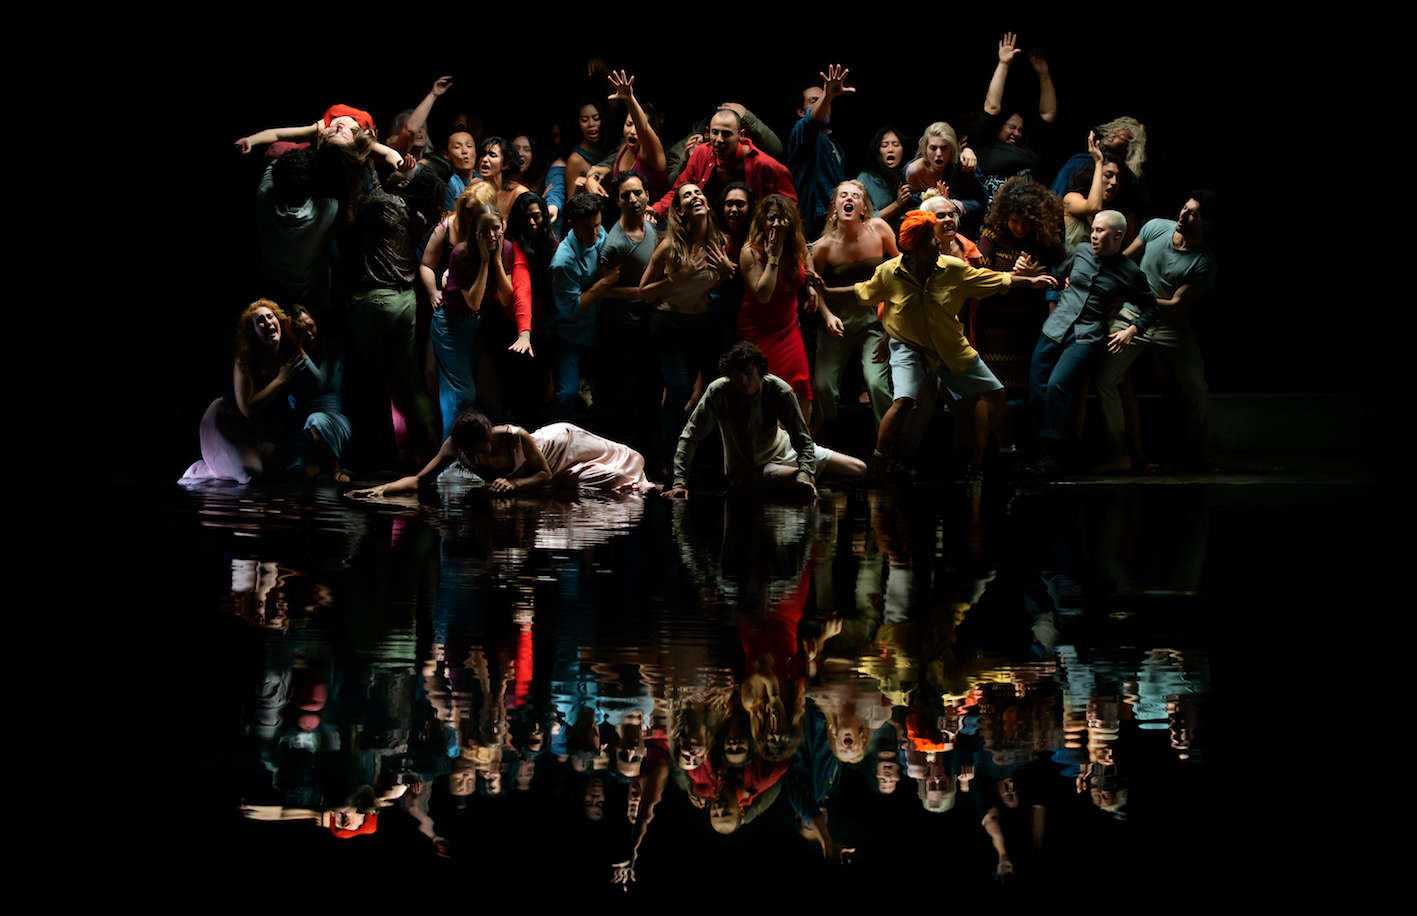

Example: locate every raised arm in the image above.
[456,243,492,315]
[391,75,452,154]
[1063,133,1106,220]
[984,33,1022,116]
[740,241,781,305]
[1030,49,1057,122]
[736,105,783,159]
[810,64,855,125]
[610,71,666,172]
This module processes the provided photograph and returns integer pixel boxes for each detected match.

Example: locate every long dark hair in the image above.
[479,136,521,190]
[1066,150,1136,216]
[506,191,557,306]
[862,126,907,189]
[511,132,546,192]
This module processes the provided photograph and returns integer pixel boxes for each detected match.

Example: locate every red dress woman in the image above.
[738,194,813,425]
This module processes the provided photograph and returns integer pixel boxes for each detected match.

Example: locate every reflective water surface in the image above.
[139,468,1359,894]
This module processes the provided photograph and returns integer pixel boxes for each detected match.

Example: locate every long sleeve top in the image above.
[673,375,815,488]
[1044,246,1158,345]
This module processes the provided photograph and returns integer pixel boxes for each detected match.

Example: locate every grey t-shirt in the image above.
[598,219,658,328]
[1134,217,1218,301]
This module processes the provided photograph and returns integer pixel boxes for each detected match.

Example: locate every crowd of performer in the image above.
[187,36,1219,493]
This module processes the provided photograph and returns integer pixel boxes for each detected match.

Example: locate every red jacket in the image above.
[653,137,797,219]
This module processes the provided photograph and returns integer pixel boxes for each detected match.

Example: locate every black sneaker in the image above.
[1026,455,1063,479]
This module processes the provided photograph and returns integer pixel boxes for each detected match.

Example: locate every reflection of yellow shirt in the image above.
[854,255,1012,373]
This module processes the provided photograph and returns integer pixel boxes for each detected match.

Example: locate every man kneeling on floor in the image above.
[663,342,866,500]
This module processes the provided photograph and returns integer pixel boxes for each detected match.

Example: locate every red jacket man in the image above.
[652,108,796,220]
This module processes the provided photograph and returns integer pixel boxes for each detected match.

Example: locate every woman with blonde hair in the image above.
[809,180,898,437]
[903,121,985,230]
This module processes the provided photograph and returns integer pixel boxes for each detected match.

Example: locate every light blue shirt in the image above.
[549,225,607,346]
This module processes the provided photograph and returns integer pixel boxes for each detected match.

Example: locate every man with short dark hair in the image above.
[1092,192,1220,472]
[786,64,852,239]
[442,128,478,212]
[548,193,620,421]
[597,171,661,457]
[663,342,864,500]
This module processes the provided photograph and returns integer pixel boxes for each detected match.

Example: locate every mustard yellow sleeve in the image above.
[854,259,895,307]
[958,264,1013,299]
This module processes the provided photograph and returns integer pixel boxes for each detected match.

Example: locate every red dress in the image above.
[738,257,811,402]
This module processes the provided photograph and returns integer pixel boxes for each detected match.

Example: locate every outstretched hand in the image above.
[998,31,1022,64]
[1088,130,1103,162]
[819,64,855,100]
[1029,48,1049,74]
[431,75,453,97]
[509,331,535,357]
[607,70,637,103]
[235,137,253,155]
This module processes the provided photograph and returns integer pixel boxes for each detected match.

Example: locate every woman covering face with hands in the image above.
[739,194,814,427]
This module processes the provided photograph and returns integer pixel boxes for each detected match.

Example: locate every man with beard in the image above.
[652,108,796,221]
[596,171,662,459]
[1091,192,1220,472]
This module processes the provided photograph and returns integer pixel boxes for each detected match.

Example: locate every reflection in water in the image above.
[150,474,1323,892]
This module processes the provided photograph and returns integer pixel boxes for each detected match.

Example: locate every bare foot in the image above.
[1090,456,1132,473]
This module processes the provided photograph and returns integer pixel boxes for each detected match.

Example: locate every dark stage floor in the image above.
[118,454,1367,895]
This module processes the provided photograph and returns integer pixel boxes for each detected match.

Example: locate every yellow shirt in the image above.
[854,255,1011,373]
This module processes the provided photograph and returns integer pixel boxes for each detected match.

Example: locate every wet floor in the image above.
[126,456,1367,895]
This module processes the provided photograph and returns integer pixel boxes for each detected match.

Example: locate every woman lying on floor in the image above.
[346,408,655,497]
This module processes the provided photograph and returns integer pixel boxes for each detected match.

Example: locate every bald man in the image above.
[1027,210,1160,477]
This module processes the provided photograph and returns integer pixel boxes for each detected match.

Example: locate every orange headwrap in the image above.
[898,210,937,252]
